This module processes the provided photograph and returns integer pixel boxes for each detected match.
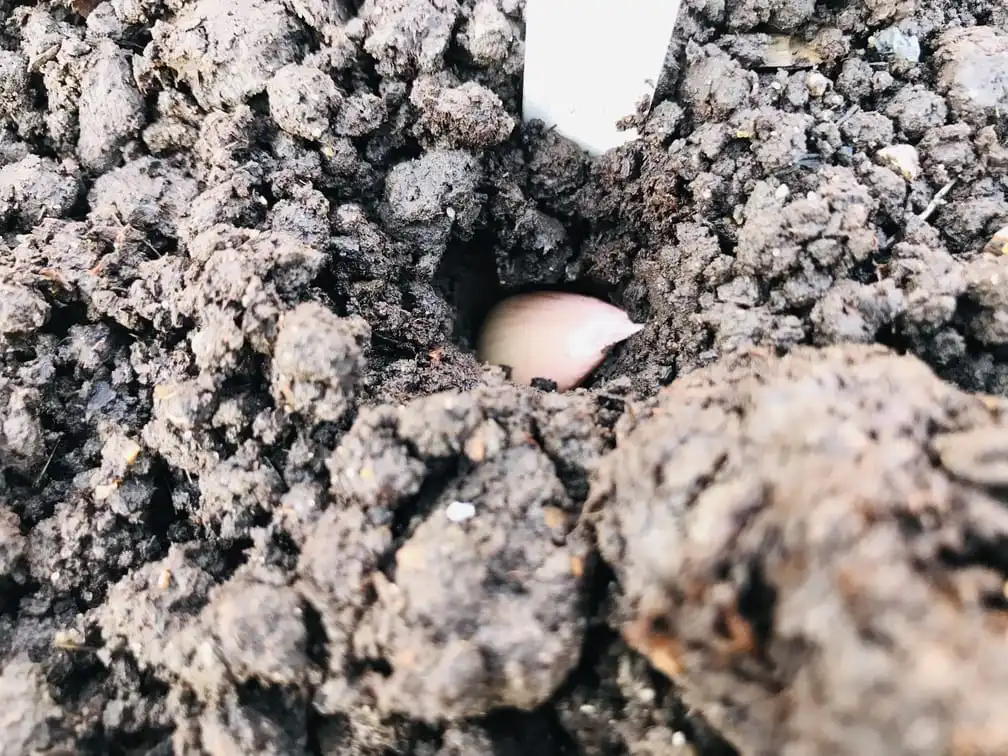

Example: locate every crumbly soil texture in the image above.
[1,0,1007,754]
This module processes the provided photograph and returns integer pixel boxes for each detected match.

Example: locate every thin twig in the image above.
[917,179,957,223]
[33,436,62,487]
[835,104,861,127]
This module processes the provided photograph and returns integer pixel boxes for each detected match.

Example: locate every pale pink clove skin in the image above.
[477,292,644,391]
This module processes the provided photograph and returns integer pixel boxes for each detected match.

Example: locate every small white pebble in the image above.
[579,703,597,715]
[805,72,830,97]
[637,687,656,703]
[445,501,476,523]
[775,184,790,200]
[93,482,117,501]
[54,628,85,648]
[871,27,921,63]
[877,144,920,180]
[983,226,1008,256]
[344,18,366,40]
[672,731,687,747]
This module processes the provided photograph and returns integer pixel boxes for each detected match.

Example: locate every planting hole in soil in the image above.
[0,1,1007,755]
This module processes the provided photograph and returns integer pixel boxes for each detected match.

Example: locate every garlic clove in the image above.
[477,292,644,391]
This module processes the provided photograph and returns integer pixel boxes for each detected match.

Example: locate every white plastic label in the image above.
[522,0,682,155]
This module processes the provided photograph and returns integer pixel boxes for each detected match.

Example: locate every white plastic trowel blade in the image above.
[522,0,682,156]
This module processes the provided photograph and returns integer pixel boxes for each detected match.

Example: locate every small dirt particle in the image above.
[381,149,483,277]
[0,506,26,587]
[355,443,588,721]
[209,571,315,688]
[151,0,305,111]
[0,156,81,229]
[0,282,50,335]
[0,656,64,755]
[458,0,522,73]
[77,39,146,172]
[359,0,461,78]
[410,77,515,149]
[271,302,371,425]
[885,84,949,139]
[0,382,45,474]
[267,63,342,141]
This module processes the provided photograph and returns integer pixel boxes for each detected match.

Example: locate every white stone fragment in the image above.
[877,144,921,180]
[445,501,476,523]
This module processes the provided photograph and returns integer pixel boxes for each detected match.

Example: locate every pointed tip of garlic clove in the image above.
[592,315,646,353]
[477,291,644,391]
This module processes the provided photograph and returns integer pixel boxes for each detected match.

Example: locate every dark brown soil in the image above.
[0,1,1006,754]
